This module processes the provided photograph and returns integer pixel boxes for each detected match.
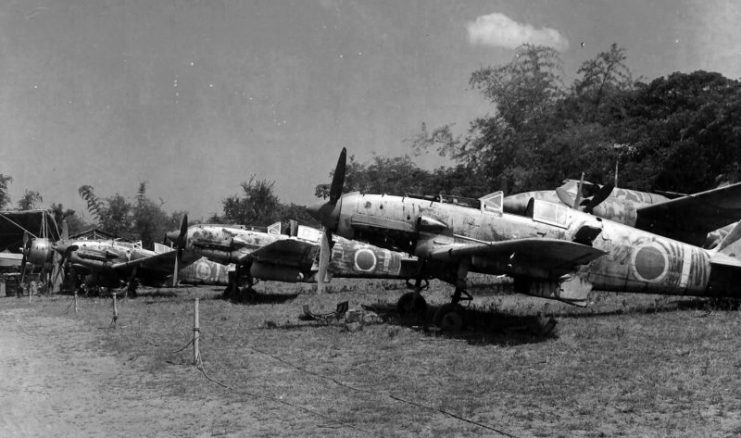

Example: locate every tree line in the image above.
[4,43,741,244]
[325,43,741,198]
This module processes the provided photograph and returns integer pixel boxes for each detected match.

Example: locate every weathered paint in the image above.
[178,257,231,285]
[334,192,722,297]
[327,237,415,279]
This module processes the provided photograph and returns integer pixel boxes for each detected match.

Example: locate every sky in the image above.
[1,0,740,220]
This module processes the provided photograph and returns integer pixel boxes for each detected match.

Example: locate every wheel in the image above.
[397,292,427,316]
[434,303,465,333]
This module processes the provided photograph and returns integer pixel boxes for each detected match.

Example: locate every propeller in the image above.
[583,183,614,214]
[19,232,31,286]
[307,148,347,293]
[50,241,78,292]
[556,177,614,214]
[171,214,188,287]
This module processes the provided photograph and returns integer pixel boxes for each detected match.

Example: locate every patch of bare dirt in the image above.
[0,303,258,437]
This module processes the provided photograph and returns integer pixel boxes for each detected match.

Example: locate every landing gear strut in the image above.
[433,258,472,333]
[223,264,258,301]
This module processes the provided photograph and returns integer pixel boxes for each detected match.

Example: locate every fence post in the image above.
[193,298,200,365]
[74,290,78,314]
[112,292,118,327]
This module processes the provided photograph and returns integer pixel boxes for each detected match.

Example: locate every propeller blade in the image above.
[177,214,188,249]
[316,230,331,294]
[584,183,614,213]
[573,172,585,209]
[172,250,180,287]
[307,148,347,232]
[20,232,31,285]
[328,147,347,204]
[289,219,298,237]
[50,252,69,293]
[61,220,69,241]
[170,214,188,287]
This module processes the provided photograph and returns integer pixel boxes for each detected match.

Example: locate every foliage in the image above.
[17,190,43,210]
[213,177,318,229]
[0,174,12,210]
[402,43,741,197]
[77,183,183,248]
[78,185,103,224]
[49,203,88,236]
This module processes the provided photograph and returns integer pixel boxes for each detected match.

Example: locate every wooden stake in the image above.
[193,298,200,365]
[74,290,78,314]
[112,292,118,327]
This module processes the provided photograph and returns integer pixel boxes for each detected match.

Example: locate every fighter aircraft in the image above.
[308,148,741,331]
[165,220,417,298]
[503,177,741,247]
[20,216,191,296]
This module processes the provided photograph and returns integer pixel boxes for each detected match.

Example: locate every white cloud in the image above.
[467,13,569,52]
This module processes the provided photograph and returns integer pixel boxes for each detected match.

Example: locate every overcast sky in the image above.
[1,0,739,220]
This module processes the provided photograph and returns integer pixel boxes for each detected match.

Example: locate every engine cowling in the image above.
[28,238,53,265]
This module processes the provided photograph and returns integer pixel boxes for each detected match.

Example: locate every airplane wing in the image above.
[249,239,317,269]
[109,250,200,273]
[634,183,741,246]
[425,237,606,277]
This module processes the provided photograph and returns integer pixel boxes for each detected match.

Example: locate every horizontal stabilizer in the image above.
[635,182,741,246]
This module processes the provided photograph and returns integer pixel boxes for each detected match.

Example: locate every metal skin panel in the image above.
[328,237,408,279]
[177,257,230,285]
[186,225,284,252]
[336,192,716,296]
[586,221,711,295]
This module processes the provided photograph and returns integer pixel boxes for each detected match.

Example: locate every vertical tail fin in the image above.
[716,221,741,258]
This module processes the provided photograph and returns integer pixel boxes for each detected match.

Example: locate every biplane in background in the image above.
[308,148,741,331]
[0,209,60,291]
[503,178,741,248]
[165,220,417,299]
[18,216,191,297]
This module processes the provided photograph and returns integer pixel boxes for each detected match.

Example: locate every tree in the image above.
[570,43,634,123]
[17,190,43,210]
[222,177,282,226]
[100,193,133,238]
[49,203,88,236]
[470,44,564,131]
[0,174,12,210]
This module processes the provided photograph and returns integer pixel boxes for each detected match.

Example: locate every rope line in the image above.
[248,345,520,437]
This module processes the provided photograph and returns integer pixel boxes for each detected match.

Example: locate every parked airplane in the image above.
[165,220,417,298]
[20,216,190,296]
[308,148,741,331]
[503,178,741,247]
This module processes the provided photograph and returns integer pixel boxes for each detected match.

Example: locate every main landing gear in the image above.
[397,276,429,325]
[433,286,472,333]
[397,258,472,332]
[222,265,257,301]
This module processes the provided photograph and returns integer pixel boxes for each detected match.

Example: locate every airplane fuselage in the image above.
[334,192,728,297]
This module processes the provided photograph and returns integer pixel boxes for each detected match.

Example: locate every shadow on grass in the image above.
[363,302,558,347]
[220,288,300,305]
[556,297,741,319]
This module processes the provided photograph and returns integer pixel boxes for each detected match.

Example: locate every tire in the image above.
[434,303,465,333]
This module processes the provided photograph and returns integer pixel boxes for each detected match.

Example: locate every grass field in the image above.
[11,279,741,437]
